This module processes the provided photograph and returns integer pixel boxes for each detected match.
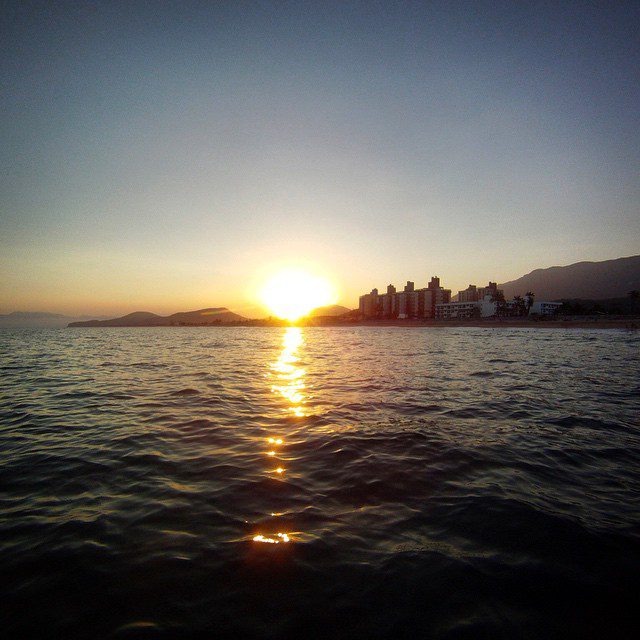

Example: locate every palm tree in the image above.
[524,291,535,314]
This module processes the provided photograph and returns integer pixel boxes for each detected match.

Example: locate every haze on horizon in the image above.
[1,1,639,318]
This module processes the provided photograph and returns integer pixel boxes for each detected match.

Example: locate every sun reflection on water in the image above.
[270,327,307,417]
[253,533,290,544]
[252,327,308,546]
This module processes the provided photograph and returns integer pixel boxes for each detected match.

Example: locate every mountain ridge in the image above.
[308,305,351,317]
[499,255,640,301]
[68,307,246,327]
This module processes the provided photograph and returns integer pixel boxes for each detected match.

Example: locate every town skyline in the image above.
[3,253,639,322]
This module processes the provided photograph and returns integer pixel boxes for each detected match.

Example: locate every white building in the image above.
[435,295,497,320]
[529,301,562,315]
[435,301,479,320]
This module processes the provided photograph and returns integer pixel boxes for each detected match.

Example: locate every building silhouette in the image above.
[360,276,560,320]
[457,281,503,302]
[360,276,451,319]
[359,288,379,318]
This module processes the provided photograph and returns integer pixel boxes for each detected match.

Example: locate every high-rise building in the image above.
[359,288,379,319]
[458,284,479,302]
[397,281,418,318]
[416,276,451,318]
[379,284,396,318]
[477,282,503,300]
[360,276,451,320]
[458,282,503,303]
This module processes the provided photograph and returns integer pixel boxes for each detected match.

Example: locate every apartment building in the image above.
[358,288,379,318]
[457,281,504,302]
[359,276,451,319]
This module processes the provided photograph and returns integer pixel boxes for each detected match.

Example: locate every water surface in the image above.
[1,327,639,638]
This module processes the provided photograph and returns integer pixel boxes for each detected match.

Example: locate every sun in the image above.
[260,269,336,321]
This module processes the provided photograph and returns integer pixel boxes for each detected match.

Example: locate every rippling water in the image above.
[1,327,639,639]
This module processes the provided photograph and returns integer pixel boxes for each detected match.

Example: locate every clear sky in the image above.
[1,1,639,317]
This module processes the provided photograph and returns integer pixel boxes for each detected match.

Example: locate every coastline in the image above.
[298,317,640,329]
[63,316,640,329]
[335,317,638,329]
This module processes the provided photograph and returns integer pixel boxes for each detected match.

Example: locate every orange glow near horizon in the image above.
[260,269,336,321]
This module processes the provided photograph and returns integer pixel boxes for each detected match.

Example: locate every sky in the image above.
[1,0,639,317]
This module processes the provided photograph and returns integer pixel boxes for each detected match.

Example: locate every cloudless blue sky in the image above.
[1,1,639,315]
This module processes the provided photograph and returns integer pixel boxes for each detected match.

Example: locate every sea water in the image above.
[1,327,639,638]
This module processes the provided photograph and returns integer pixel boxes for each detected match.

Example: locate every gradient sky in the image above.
[1,0,639,317]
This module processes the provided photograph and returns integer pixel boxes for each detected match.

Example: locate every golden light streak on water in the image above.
[252,533,291,544]
[257,328,308,547]
[270,327,307,417]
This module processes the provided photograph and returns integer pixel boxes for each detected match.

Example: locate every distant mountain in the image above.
[68,307,246,327]
[0,312,110,328]
[309,305,351,317]
[499,255,640,301]
[166,308,245,324]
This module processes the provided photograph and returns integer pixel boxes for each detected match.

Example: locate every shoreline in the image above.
[63,316,640,330]
[299,317,640,329]
[345,321,637,329]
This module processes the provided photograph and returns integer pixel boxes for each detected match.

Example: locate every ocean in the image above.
[1,326,639,639]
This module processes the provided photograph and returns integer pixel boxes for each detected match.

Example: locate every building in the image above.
[458,282,503,302]
[435,295,497,320]
[529,301,562,315]
[418,276,451,318]
[359,288,379,319]
[378,284,397,319]
[479,296,498,317]
[396,281,418,319]
[359,276,451,320]
[359,277,560,320]
[435,301,481,320]
[478,282,502,299]
[457,284,479,302]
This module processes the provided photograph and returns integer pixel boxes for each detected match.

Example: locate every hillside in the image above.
[69,307,246,327]
[499,255,640,301]
[309,305,351,317]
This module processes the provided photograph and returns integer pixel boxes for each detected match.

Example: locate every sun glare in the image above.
[260,269,336,321]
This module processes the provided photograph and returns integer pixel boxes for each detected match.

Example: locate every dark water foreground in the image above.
[1,327,639,639]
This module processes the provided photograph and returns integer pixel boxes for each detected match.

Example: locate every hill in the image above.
[499,255,640,301]
[308,305,351,317]
[68,307,246,327]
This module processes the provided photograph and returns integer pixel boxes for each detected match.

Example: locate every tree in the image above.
[512,295,526,317]
[492,290,507,317]
[524,291,535,314]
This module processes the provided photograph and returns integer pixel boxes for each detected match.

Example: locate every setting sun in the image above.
[260,269,336,321]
